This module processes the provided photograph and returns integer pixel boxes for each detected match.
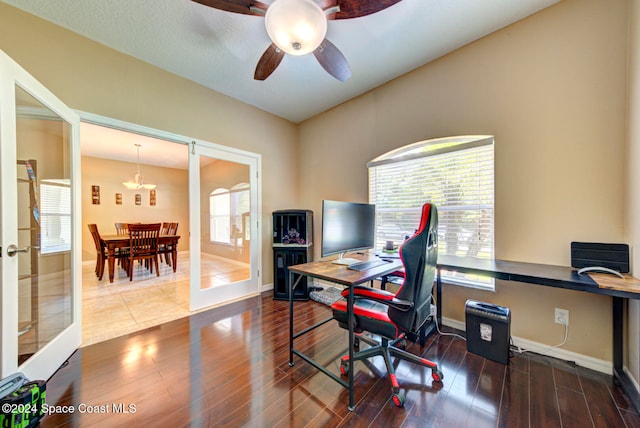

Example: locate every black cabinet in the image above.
[272,210,313,300]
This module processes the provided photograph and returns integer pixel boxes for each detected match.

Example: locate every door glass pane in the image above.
[200,157,251,289]
[15,85,72,365]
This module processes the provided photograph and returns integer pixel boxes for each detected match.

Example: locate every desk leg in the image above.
[613,296,623,372]
[288,271,303,367]
[289,270,295,366]
[348,284,355,411]
[612,296,640,414]
[436,267,443,327]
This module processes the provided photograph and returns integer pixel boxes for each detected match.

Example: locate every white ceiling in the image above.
[6,0,560,168]
[4,0,559,124]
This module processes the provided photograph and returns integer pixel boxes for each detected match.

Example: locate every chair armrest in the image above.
[340,286,413,311]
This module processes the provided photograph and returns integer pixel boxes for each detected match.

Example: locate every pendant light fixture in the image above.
[123,144,156,190]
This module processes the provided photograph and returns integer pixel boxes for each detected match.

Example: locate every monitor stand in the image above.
[332,253,361,266]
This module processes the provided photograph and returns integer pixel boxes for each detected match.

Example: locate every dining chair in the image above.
[88,224,129,280]
[115,222,129,235]
[127,223,161,281]
[161,222,170,235]
[159,222,179,266]
[88,224,106,280]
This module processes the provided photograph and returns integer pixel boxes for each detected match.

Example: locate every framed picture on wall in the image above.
[91,185,100,205]
[115,193,122,205]
[150,189,156,206]
[135,193,141,205]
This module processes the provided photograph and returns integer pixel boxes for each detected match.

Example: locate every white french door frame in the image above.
[0,50,82,380]
[188,141,262,310]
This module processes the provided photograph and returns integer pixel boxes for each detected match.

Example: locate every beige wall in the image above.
[0,2,300,287]
[299,0,628,362]
[81,156,189,261]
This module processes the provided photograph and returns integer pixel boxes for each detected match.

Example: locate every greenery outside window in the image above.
[368,136,495,290]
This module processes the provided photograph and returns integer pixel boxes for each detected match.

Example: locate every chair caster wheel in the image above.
[392,391,405,407]
[432,369,444,382]
[340,361,349,376]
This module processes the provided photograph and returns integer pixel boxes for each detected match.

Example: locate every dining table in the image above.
[100,234,181,283]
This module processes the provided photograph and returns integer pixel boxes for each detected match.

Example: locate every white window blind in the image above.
[40,179,71,254]
[368,136,495,289]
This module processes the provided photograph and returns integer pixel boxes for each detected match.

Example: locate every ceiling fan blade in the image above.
[191,0,268,15]
[318,0,402,20]
[254,44,285,80]
[313,39,352,82]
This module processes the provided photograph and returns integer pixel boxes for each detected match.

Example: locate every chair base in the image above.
[339,333,443,407]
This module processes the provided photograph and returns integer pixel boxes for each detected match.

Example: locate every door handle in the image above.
[6,244,38,257]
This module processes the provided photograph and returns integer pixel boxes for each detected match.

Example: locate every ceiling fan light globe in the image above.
[265,0,327,56]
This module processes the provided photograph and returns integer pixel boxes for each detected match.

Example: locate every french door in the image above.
[0,51,81,380]
[189,142,261,310]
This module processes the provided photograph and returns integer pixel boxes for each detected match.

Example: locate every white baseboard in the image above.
[442,317,612,375]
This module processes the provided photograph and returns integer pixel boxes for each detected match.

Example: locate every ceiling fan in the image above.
[192,0,402,81]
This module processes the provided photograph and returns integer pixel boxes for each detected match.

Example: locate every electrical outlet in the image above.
[554,308,569,325]
[430,304,437,317]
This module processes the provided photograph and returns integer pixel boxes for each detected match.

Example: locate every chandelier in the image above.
[123,144,156,190]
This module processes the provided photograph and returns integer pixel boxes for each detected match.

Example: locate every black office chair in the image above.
[331,203,443,407]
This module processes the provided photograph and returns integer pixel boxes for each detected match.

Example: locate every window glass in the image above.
[209,183,250,245]
[210,188,230,243]
[368,136,495,289]
[40,179,71,254]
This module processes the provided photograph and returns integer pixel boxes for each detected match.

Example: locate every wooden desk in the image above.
[288,258,403,411]
[436,254,640,413]
[101,234,181,283]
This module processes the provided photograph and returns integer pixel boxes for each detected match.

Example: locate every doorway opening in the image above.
[79,117,261,346]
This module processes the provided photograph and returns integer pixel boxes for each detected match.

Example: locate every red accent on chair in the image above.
[331,203,443,407]
[340,286,395,301]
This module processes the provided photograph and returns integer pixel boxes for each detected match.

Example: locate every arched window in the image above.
[209,183,250,244]
[368,136,495,289]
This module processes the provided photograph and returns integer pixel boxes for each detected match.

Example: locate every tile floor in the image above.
[82,251,250,346]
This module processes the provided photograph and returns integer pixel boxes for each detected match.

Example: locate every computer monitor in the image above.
[321,200,376,265]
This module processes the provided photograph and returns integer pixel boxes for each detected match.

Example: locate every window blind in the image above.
[369,137,495,289]
[40,179,71,254]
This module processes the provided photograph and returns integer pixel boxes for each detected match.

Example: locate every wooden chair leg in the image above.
[98,256,105,281]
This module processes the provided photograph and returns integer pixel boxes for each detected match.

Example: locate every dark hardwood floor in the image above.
[41,292,640,427]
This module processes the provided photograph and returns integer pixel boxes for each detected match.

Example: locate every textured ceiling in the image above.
[3,0,560,124]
